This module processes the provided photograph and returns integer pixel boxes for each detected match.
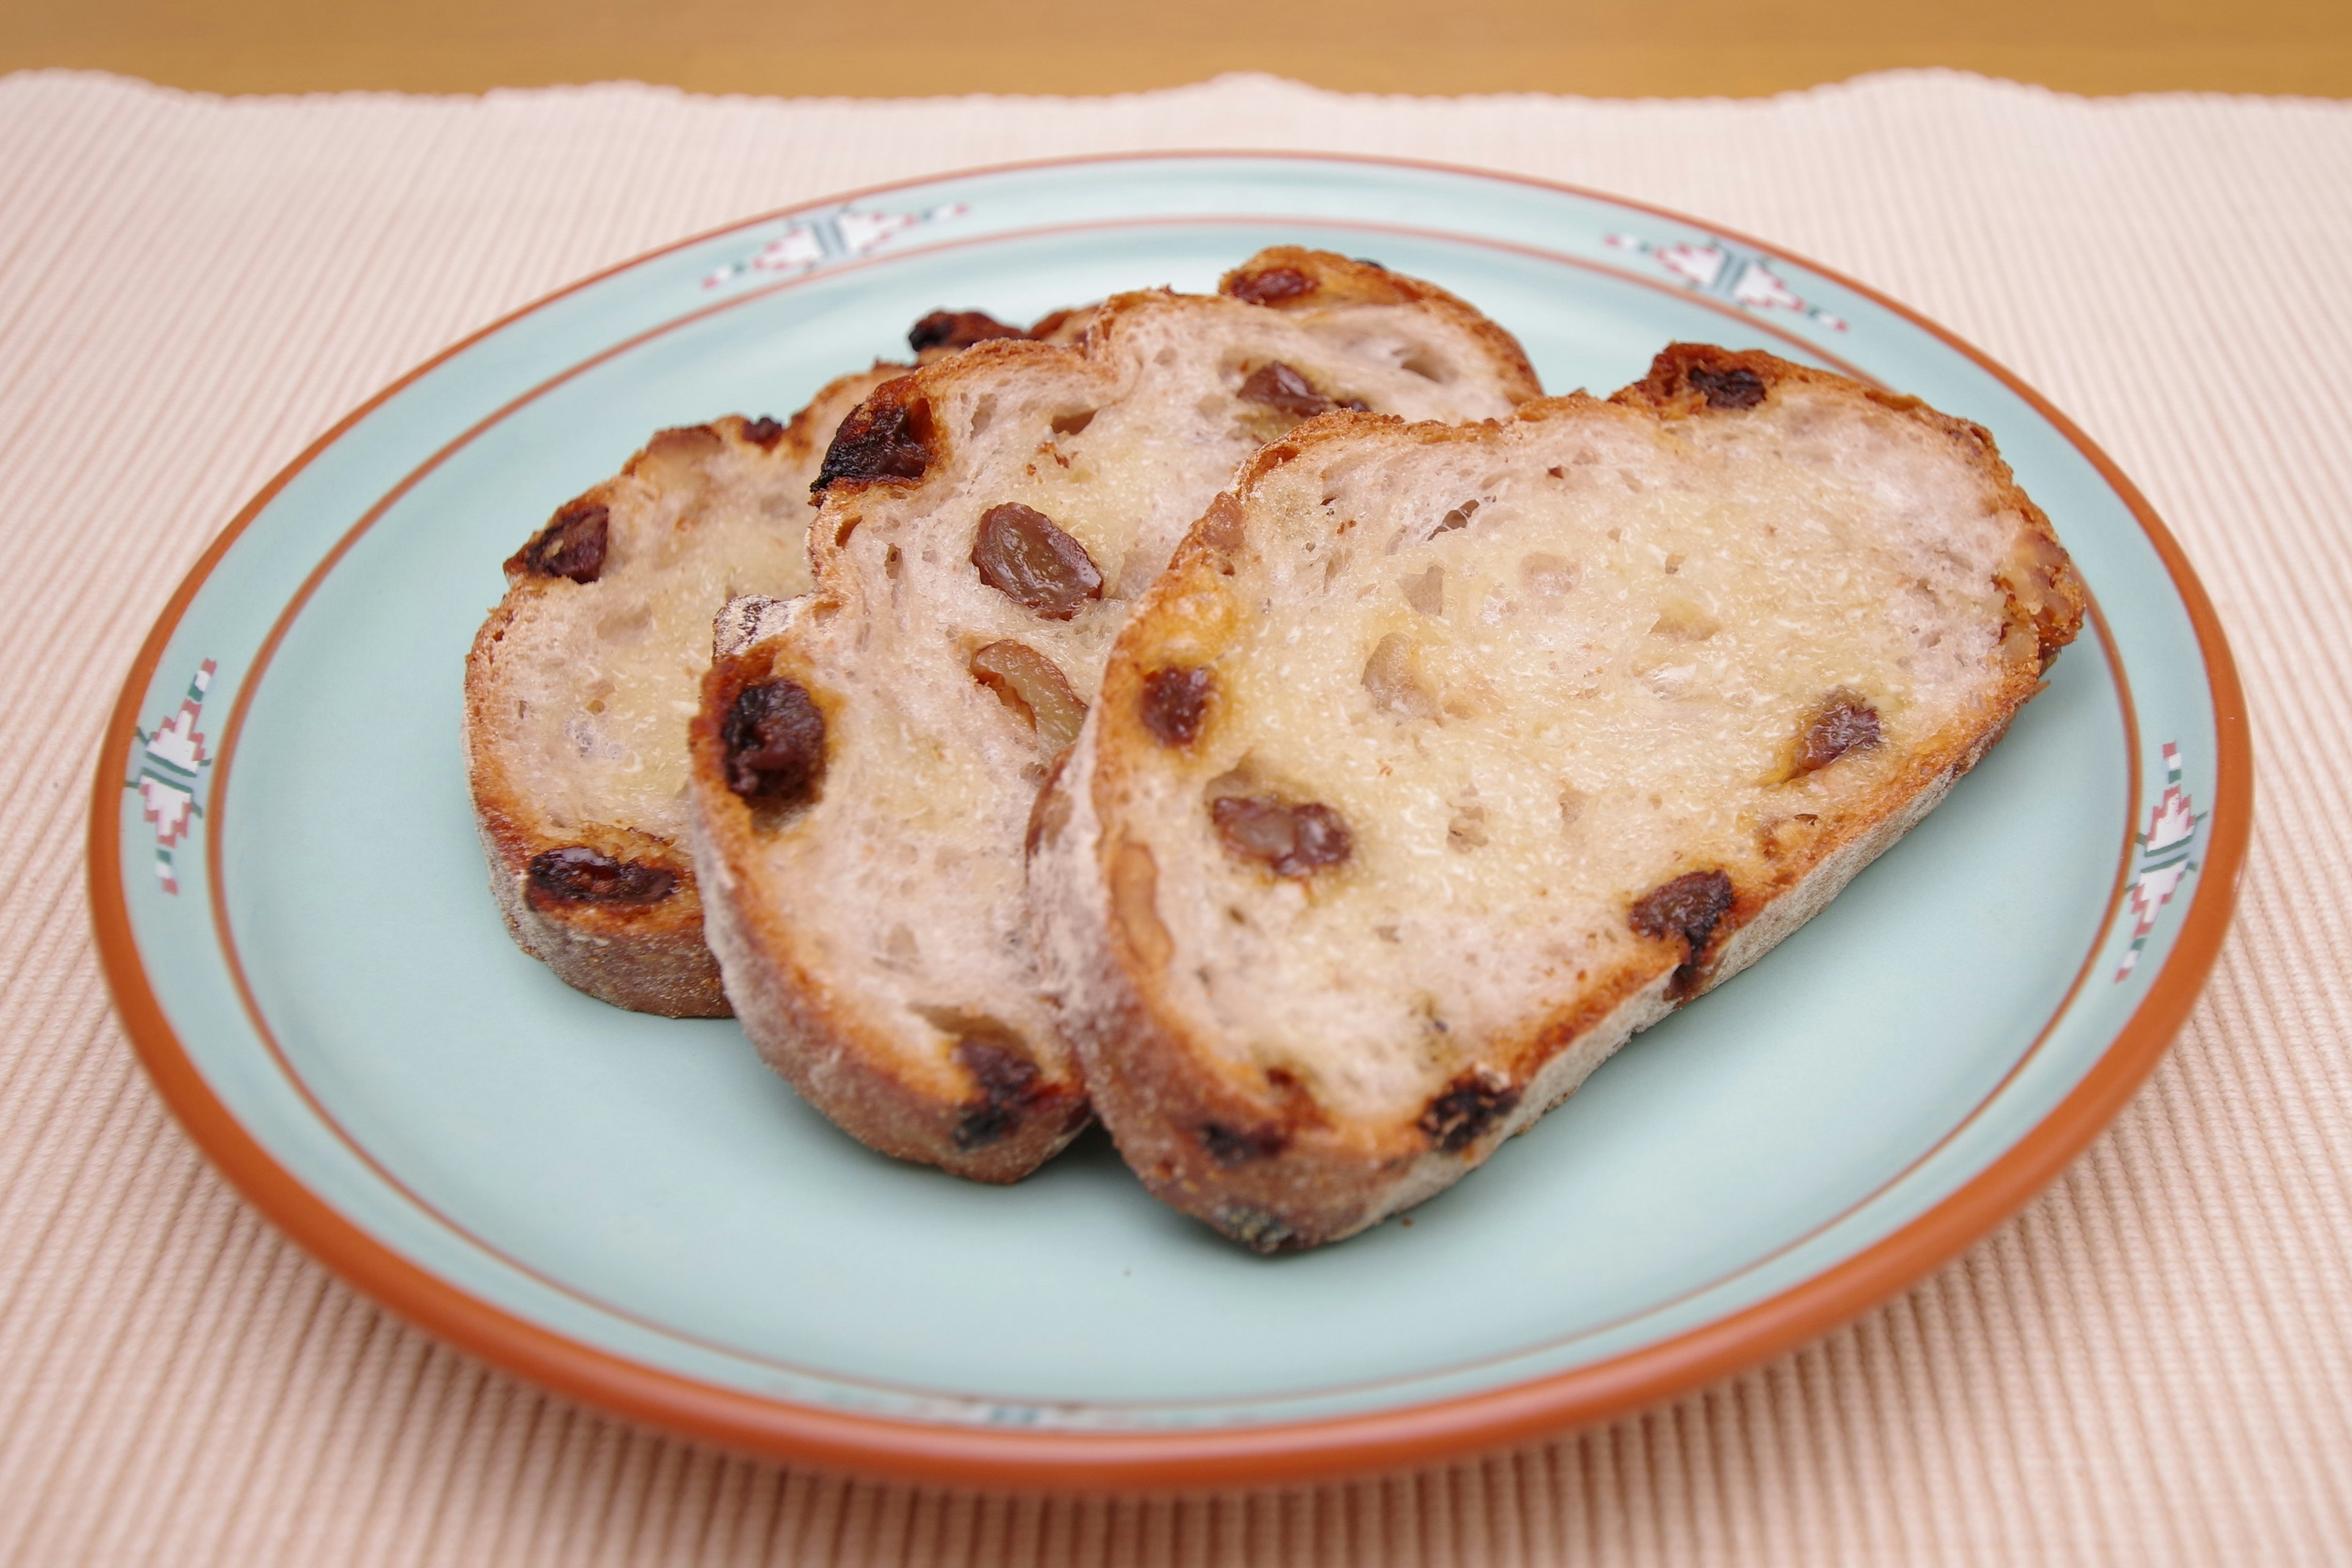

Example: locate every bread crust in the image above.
[687,249,1544,1180]
[1033,344,2087,1250]
[464,377,895,1017]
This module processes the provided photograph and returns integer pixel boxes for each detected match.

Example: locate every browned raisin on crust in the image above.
[952,1035,1043,1150]
[908,310,1028,355]
[1630,869,1736,994]
[721,679,826,804]
[1211,795,1353,878]
[1199,1121,1290,1166]
[742,416,785,448]
[1688,364,1766,409]
[970,503,1104,619]
[526,846,677,907]
[812,388,933,493]
[1139,666,1212,746]
[508,502,609,583]
[1226,266,1315,306]
[1794,692,1882,774]
[1418,1069,1521,1153]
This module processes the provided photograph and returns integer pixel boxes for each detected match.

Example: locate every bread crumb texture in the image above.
[1098,358,2077,1138]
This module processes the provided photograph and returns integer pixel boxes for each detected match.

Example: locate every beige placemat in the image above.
[2,67,2348,1565]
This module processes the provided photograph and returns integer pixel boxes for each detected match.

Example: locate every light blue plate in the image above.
[94,154,2247,1487]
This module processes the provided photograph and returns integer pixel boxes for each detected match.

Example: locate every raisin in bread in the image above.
[686,249,1542,1180]
[466,311,1075,1017]
[1029,344,2086,1248]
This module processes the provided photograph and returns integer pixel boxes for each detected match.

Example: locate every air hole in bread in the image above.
[1362,633,1438,721]
[1446,797,1489,852]
[1050,407,1096,435]
[1519,552,1576,599]
[596,603,653,646]
[1435,499,1479,533]
[968,394,997,438]
[1400,565,1444,617]
[1648,598,1720,642]
[1400,349,1449,383]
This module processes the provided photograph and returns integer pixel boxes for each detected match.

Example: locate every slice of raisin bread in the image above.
[685,249,1542,1180]
[466,311,1071,1017]
[1030,344,2087,1248]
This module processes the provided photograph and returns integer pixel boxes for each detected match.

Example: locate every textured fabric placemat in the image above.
[2,67,2348,1566]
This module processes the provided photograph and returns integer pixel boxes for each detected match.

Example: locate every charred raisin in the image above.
[721,678,825,804]
[952,1033,1042,1150]
[908,310,1027,354]
[971,503,1102,619]
[1793,692,1881,775]
[742,416,785,448]
[1688,365,1766,410]
[1212,795,1353,878]
[1199,1121,1289,1166]
[812,391,932,493]
[1630,869,1736,993]
[526,846,676,906]
[511,502,609,584]
[1419,1068,1520,1153]
[1139,666,1212,747]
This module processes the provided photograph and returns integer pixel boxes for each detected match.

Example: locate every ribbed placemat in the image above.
[2,67,2348,1565]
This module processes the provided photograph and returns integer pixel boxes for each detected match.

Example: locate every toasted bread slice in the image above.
[466,312,1078,1017]
[686,249,1542,1180]
[1030,344,2086,1248]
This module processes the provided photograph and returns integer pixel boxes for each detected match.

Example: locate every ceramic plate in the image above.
[91,154,2248,1490]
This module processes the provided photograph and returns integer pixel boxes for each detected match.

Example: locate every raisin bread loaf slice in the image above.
[686,249,1542,1180]
[466,311,1072,1017]
[1030,344,2086,1248]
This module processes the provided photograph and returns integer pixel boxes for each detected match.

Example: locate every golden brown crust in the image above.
[688,627,1091,1182]
[1048,344,2087,1250]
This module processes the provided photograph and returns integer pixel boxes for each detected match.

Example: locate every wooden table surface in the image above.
[4,0,2348,99]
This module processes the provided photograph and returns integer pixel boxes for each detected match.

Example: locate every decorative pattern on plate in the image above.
[700,202,969,290]
[2116,741,2204,981]
[128,658,216,895]
[1606,232,1849,332]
